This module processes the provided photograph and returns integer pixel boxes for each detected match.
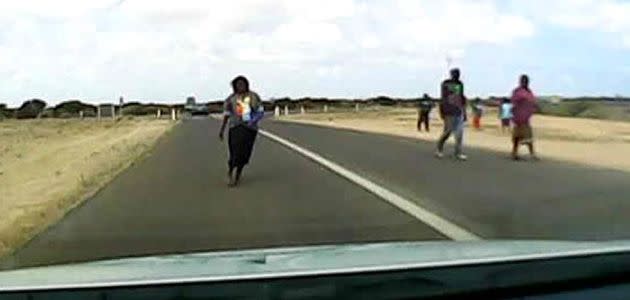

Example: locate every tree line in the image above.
[1,96,628,120]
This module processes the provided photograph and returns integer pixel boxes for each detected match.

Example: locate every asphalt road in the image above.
[264,121,630,240]
[3,117,630,270]
[0,118,443,270]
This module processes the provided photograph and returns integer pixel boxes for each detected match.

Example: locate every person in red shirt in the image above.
[510,74,539,161]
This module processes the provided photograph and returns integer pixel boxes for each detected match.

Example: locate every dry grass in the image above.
[0,118,175,257]
[280,107,630,172]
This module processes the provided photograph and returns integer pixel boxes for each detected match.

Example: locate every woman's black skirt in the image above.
[228,124,258,168]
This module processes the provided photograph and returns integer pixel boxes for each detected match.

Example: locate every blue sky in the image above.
[1,0,630,106]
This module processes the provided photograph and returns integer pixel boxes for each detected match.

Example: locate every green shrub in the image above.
[18,102,43,118]
[539,101,630,121]
[539,101,591,117]
[16,99,46,119]
[565,101,593,116]
[368,96,396,106]
[121,105,159,116]
[57,112,76,119]
[0,103,6,120]
[54,100,96,116]
[41,108,55,118]
[82,110,97,118]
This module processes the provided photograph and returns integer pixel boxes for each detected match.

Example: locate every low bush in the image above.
[57,112,76,119]
[54,100,96,117]
[121,104,153,116]
[16,99,46,119]
[539,101,630,121]
[0,103,7,120]
[41,108,56,118]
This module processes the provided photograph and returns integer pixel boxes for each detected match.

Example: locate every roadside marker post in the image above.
[157,109,161,119]
[97,106,101,121]
[171,108,176,121]
[79,111,84,120]
[355,103,359,112]
[324,105,328,113]
[284,106,289,116]
[300,106,305,114]
[111,105,116,121]
[274,106,280,117]
[119,96,124,116]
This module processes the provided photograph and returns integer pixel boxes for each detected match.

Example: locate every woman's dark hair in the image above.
[231,75,250,93]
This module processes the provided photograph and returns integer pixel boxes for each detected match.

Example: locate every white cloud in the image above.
[516,0,630,48]
[548,0,630,31]
[359,35,381,49]
[316,65,342,78]
[273,22,343,44]
[387,1,534,46]
[0,0,536,105]
[0,0,116,18]
[283,0,356,21]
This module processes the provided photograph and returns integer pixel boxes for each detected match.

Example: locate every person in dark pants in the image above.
[219,76,265,187]
[436,68,468,160]
[417,94,434,132]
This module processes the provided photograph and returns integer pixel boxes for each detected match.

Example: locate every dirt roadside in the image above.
[0,118,175,257]
[279,107,630,172]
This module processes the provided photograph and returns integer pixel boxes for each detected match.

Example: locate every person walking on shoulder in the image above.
[436,68,468,160]
[499,97,513,133]
[511,74,539,161]
[219,76,265,187]
[417,93,434,132]
[471,98,484,130]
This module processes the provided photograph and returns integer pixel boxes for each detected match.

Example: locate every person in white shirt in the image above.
[499,97,513,133]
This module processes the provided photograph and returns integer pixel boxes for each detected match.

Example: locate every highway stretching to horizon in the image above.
[2,117,630,270]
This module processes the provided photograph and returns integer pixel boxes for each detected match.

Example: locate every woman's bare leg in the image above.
[234,166,244,186]
[527,142,539,160]
[512,138,520,160]
[228,166,237,187]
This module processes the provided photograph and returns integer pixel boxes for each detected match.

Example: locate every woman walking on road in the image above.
[511,74,539,161]
[219,76,265,187]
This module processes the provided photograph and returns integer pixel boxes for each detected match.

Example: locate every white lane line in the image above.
[259,129,481,241]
